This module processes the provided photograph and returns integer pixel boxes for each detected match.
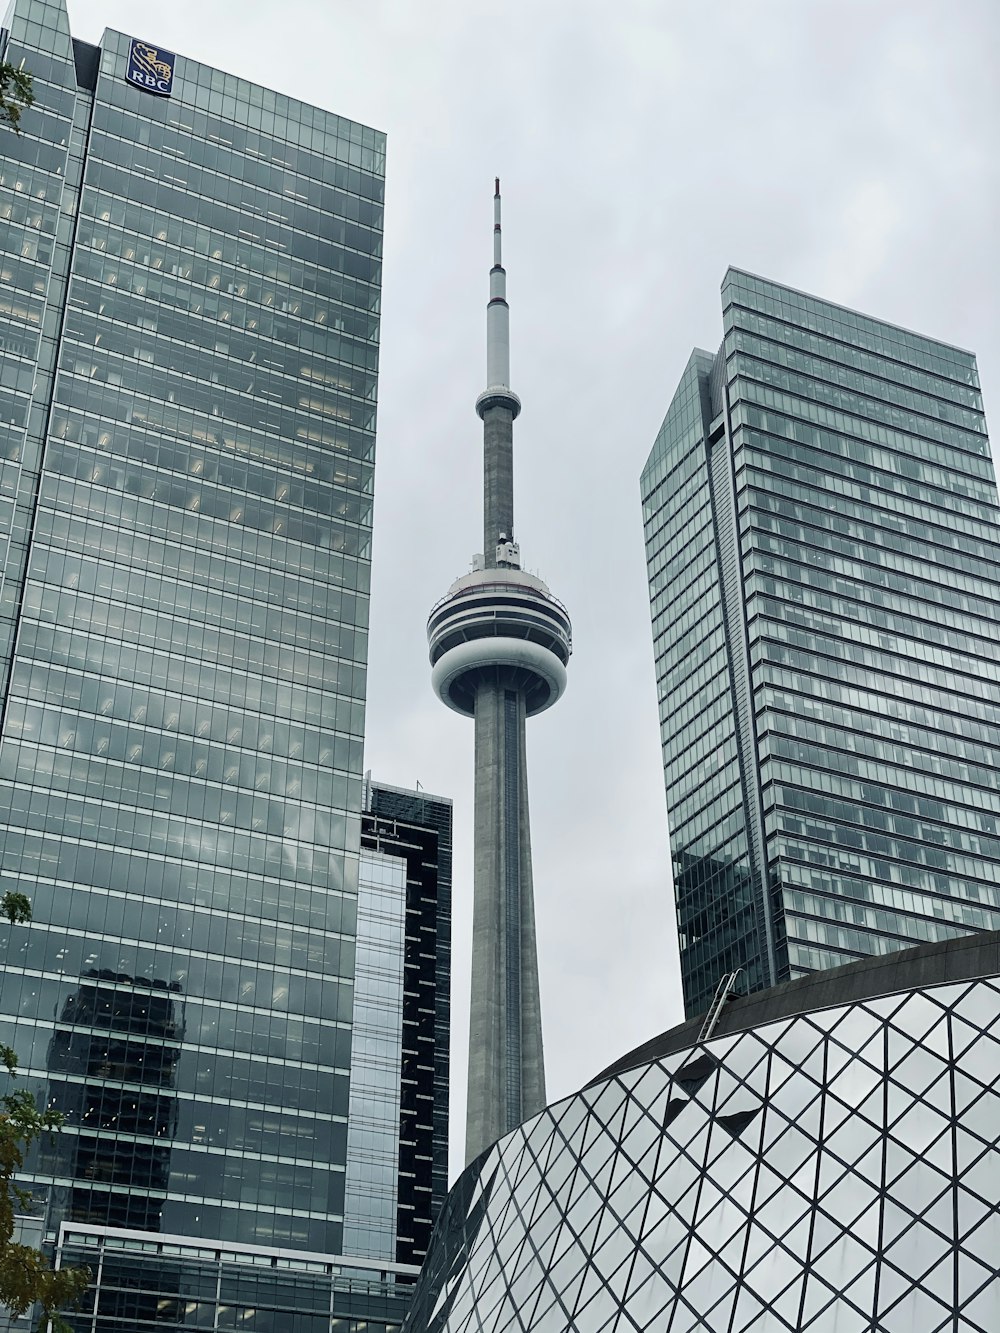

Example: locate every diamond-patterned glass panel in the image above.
[404,976,1000,1332]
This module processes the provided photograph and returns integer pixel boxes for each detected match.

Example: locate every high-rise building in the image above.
[641,269,1000,1017]
[427,183,572,1164]
[0,0,385,1273]
[21,781,451,1331]
[356,779,452,1268]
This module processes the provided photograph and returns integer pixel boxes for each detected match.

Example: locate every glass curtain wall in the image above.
[643,269,1000,1015]
[641,352,766,1015]
[0,0,384,1252]
[342,849,406,1261]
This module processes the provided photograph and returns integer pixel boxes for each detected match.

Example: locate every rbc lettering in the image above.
[129,70,171,92]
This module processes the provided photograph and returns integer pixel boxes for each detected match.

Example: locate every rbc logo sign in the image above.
[126,37,175,96]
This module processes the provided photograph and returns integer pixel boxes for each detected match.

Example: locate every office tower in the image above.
[404,932,1000,1333]
[354,780,452,1267]
[33,777,452,1332]
[0,0,383,1267]
[641,269,1000,1017]
[427,182,572,1164]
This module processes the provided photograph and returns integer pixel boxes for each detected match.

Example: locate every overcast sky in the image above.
[69,0,1000,1180]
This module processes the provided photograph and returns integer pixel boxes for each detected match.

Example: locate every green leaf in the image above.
[0,62,34,133]
[0,883,88,1324]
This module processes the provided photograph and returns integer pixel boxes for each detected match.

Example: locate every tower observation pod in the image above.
[427,181,572,1165]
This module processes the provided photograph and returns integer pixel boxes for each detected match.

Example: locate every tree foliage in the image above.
[0,893,90,1331]
[0,61,34,132]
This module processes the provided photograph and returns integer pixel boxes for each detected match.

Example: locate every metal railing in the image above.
[697,969,742,1044]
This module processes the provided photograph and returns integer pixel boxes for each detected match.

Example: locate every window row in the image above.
[87,130,382,249]
[12,661,362,771]
[735,403,995,499]
[31,545,364,660]
[725,283,976,380]
[77,214,378,330]
[71,254,378,370]
[781,874,1000,936]
[35,479,372,600]
[0,784,358,886]
[754,601,999,691]
[749,469,1000,567]
[749,494,1000,582]
[766,737,1000,820]
[753,526,995,619]
[755,634,998,722]
[26,577,362,686]
[38,482,372,607]
[732,350,986,455]
[760,703,1000,782]
[83,162,380,290]
[21,607,366,710]
[94,88,384,198]
[1,887,355,977]
[1,740,355,846]
[770,809,1000,893]
[749,432,1000,529]
[1,940,354,1026]
[1,1001,352,1077]
[58,367,374,476]
[731,327,985,429]
[63,300,376,410]
[749,562,1000,652]
[772,779,1000,861]
[771,834,1000,911]
[752,545,999,637]
[1,845,356,937]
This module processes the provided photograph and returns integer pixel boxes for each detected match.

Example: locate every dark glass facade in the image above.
[0,0,383,1253]
[361,781,453,1268]
[404,934,1000,1333]
[641,270,1000,1016]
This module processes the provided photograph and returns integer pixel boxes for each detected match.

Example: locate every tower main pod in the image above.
[428,183,572,1164]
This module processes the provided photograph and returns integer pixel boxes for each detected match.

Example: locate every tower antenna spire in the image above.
[477,179,521,561]
[480,177,518,417]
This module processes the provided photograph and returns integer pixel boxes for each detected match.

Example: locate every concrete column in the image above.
[466,677,545,1164]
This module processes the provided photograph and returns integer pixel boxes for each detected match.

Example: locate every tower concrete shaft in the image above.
[428,181,571,1167]
[467,680,545,1161]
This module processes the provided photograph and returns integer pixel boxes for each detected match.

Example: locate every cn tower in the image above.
[428,181,572,1164]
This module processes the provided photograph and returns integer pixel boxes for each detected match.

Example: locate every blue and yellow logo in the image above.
[126,37,175,97]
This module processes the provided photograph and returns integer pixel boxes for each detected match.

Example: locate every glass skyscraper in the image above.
[642,269,1000,1017]
[0,0,383,1260]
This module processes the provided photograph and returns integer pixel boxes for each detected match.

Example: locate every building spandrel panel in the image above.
[642,267,1000,1016]
[0,0,383,1255]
